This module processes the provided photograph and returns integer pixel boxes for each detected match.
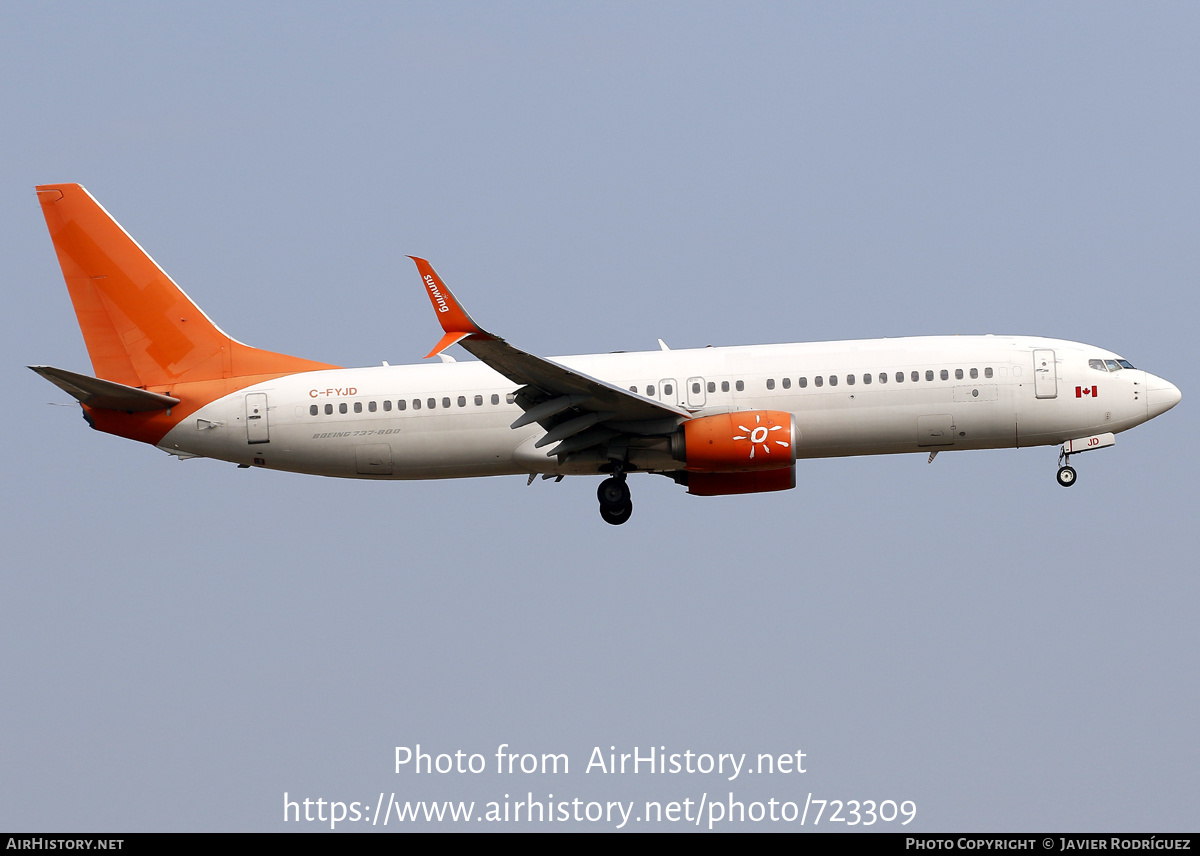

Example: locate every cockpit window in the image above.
[1089,359,1108,371]
[1117,359,1136,370]
[1105,360,1121,372]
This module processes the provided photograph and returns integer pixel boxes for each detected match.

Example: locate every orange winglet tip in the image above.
[408,255,489,342]
[424,331,471,360]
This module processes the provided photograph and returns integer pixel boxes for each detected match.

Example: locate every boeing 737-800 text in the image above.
[30,184,1182,524]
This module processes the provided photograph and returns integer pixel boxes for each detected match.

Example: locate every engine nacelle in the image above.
[686,467,796,496]
[677,410,797,473]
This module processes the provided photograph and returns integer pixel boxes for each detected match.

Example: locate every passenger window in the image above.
[492,394,500,405]
[862,373,871,384]
[896,372,904,383]
[310,405,318,416]
[879,373,887,384]
[663,384,673,396]
[475,395,483,406]
[955,369,963,380]
[815,376,823,387]
[707,381,716,393]
[782,377,791,389]
[428,398,436,409]
[735,380,745,392]
[384,400,392,412]
[799,377,808,388]
[325,403,333,415]
[911,371,919,382]
[397,400,406,411]
[766,378,775,390]
[413,399,421,410]
[984,367,993,379]
[647,384,655,397]
[925,370,934,381]
[629,386,638,393]
[354,402,363,413]
[506,393,516,404]
[339,403,348,414]
[970,368,979,379]
[692,382,701,394]
[368,401,376,412]
[940,370,949,381]
[442,397,451,408]
[829,375,838,387]
[721,381,730,392]
[846,374,855,385]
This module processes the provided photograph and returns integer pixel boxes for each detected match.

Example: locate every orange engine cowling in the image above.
[685,468,796,496]
[678,410,797,473]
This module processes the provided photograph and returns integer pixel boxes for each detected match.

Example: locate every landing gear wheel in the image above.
[600,501,633,525]
[597,476,631,508]
[1056,465,1077,488]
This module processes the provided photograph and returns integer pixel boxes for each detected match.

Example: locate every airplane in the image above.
[30,183,1182,525]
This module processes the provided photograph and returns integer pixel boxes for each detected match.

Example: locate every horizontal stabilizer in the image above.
[29,365,181,411]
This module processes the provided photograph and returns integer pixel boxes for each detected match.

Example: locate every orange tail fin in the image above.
[36,184,336,388]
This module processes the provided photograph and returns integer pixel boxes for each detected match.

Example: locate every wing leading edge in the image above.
[409,257,689,461]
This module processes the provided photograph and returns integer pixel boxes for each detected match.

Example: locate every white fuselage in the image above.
[159,335,1173,479]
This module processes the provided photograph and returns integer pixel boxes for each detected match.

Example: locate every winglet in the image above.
[408,256,493,358]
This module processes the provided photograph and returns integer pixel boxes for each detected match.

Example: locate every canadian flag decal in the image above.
[1076,385,1098,398]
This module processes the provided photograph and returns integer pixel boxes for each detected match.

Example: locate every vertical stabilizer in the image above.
[36,184,336,387]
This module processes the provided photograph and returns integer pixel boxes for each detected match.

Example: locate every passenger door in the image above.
[246,393,270,444]
[1033,349,1057,399]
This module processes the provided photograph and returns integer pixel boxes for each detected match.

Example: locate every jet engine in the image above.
[668,410,797,494]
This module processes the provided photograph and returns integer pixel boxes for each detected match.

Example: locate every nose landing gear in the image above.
[1054,432,1116,488]
[1056,448,1077,488]
[597,473,633,524]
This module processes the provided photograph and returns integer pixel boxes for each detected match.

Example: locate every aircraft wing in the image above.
[410,257,689,459]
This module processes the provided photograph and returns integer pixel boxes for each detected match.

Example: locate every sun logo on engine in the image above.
[734,414,790,460]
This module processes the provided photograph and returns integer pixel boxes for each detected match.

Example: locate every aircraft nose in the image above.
[1145,374,1182,419]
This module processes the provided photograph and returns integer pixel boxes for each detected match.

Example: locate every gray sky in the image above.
[2,2,1196,831]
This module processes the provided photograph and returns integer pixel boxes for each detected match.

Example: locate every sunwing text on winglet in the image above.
[409,256,492,358]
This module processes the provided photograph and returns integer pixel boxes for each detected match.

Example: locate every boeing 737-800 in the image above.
[30,184,1182,524]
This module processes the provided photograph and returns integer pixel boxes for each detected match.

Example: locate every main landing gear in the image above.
[597,474,633,525]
